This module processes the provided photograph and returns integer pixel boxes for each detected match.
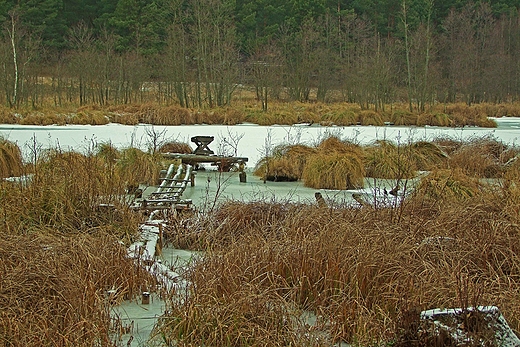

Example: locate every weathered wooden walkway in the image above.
[162,152,248,172]
[131,163,194,218]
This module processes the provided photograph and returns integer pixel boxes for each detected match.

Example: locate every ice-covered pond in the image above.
[1,117,519,169]
[2,118,519,346]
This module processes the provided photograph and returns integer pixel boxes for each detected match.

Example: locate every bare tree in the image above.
[6,10,19,107]
[248,43,283,111]
[190,0,239,108]
[401,0,413,112]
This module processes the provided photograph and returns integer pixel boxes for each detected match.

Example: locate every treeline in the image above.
[0,0,519,110]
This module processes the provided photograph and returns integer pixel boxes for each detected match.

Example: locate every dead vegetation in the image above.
[1,134,520,346]
[0,140,159,346]
[158,135,520,346]
[1,100,518,128]
[255,136,366,189]
[0,138,24,178]
[255,134,518,191]
[160,173,520,346]
[0,232,152,347]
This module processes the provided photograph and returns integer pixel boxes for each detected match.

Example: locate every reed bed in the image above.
[0,231,153,347]
[3,100,519,127]
[0,141,158,346]
[160,179,520,345]
[255,136,366,189]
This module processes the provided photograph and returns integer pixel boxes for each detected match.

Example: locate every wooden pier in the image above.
[161,153,248,172]
[131,163,194,217]
[163,135,248,172]
[131,136,249,216]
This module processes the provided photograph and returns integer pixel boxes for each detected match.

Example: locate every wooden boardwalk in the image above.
[131,163,194,219]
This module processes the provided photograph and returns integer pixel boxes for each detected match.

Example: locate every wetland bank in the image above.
[1,118,520,346]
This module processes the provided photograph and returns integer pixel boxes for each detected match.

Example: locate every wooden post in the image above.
[239,161,246,183]
[142,291,150,305]
[157,224,163,255]
[190,172,195,187]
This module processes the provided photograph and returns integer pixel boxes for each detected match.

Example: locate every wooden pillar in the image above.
[239,161,246,183]
[142,291,150,305]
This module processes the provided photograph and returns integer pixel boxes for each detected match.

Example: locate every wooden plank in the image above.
[162,153,248,163]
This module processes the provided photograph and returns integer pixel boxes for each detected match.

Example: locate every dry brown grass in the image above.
[364,140,417,179]
[302,137,365,189]
[303,151,365,189]
[116,147,162,189]
[0,143,156,346]
[4,99,518,127]
[255,135,454,187]
[160,179,520,345]
[159,141,193,154]
[436,102,520,124]
[364,140,450,179]
[254,136,366,189]
[0,231,153,347]
[0,138,24,178]
[0,147,144,237]
[411,168,482,204]
[254,144,317,182]
[448,136,516,178]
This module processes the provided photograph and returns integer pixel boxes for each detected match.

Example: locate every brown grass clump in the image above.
[303,151,365,189]
[448,137,514,178]
[408,141,449,171]
[159,141,193,154]
[0,138,24,178]
[358,109,384,126]
[95,142,121,163]
[116,147,162,189]
[416,112,452,126]
[159,185,520,346]
[440,103,498,127]
[390,109,417,126]
[0,231,153,347]
[301,137,365,189]
[364,140,449,179]
[411,168,482,204]
[322,109,358,126]
[316,136,361,154]
[254,137,366,188]
[0,148,140,237]
[254,144,316,181]
[364,140,416,179]
[18,112,66,125]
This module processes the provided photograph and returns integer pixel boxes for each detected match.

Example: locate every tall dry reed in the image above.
[0,138,24,178]
[4,100,518,128]
[0,143,157,346]
[0,231,153,347]
[159,177,520,345]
